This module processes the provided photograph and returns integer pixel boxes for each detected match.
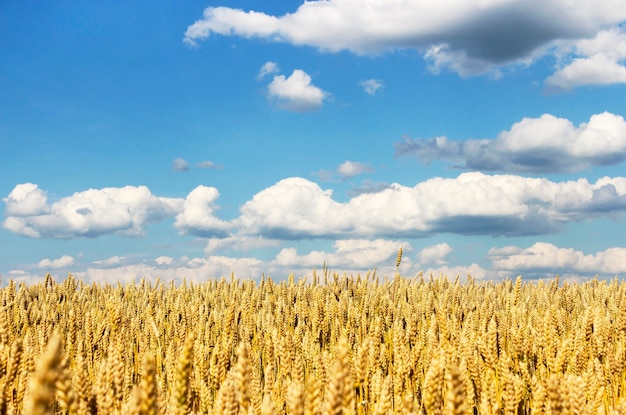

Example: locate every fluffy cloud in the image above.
[417,243,453,266]
[234,173,626,239]
[174,185,232,237]
[38,255,75,269]
[489,242,626,276]
[183,0,626,77]
[267,69,328,112]
[396,112,626,173]
[545,28,626,92]
[360,79,383,95]
[3,184,182,238]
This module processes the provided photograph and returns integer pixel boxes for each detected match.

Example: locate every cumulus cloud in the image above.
[489,242,626,276]
[174,185,232,237]
[3,184,183,238]
[267,69,328,112]
[417,243,453,266]
[360,79,383,95]
[234,173,626,239]
[38,255,75,269]
[545,28,626,92]
[396,112,626,173]
[183,0,626,77]
[173,158,190,172]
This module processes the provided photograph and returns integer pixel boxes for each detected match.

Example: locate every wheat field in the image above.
[0,270,625,414]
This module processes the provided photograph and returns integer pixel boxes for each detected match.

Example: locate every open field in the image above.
[0,271,625,414]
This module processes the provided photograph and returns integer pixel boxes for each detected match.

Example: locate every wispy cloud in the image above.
[257,61,280,79]
[360,79,383,95]
[395,112,626,173]
[173,158,190,172]
[196,160,223,169]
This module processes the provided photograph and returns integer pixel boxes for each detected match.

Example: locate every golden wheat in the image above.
[0,273,623,414]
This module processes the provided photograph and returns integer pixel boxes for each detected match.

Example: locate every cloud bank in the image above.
[23,238,626,285]
[6,172,626,240]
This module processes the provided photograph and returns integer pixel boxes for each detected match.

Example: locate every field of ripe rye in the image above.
[0,271,625,415]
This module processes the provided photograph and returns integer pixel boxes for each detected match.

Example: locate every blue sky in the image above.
[2,0,626,284]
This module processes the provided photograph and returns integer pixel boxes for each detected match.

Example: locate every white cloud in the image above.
[4,183,50,217]
[204,235,280,254]
[174,185,232,237]
[155,256,174,265]
[237,177,348,238]
[257,61,280,79]
[267,69,328,112]
[7,171,626,243]
[234,173,626,239]
[173,158,190,172]
[489,242,626,276]
[417,243,453,266]
[3,184,183,238]
[84,256,266,284]
[316,160,375,182]
[396,112,626,173]
[37,255,75,270]
[92,256,126,268]
[183,0,626,77]
[337,161,374,179]
[360,79,383,95]
[273,239,409,270]
[545,28,626,92]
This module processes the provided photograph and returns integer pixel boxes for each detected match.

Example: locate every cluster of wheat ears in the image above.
[0,266,625,414]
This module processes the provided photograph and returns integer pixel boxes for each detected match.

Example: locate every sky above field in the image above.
[2,0,626,284]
